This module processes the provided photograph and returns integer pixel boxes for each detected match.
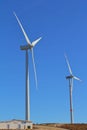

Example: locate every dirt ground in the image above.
[33,124,87,130]
[57,124,87,130]
[33,125,68,130]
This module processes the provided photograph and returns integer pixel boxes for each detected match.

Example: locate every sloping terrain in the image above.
[33,125,68,130]
[57,124,87,130]
[33,124,87,130]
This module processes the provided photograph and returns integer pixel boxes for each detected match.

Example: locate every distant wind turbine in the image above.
[14,12,42,121]
[65,54,81,124]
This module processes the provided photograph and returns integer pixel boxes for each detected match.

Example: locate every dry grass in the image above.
[33,124,67,130]
[33,124,87,130]
[57,124,87,130]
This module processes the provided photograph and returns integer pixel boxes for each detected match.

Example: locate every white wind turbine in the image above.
[14,12,42,121]
[65,54,81,124]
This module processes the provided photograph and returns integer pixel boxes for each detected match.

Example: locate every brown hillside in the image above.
[33,124,87,130]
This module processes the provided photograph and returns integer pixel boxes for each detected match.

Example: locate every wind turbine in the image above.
[14,12,42,121]
[65,54,81,124]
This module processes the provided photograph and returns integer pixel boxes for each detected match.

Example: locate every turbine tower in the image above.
[65,54,81,124]
[14,12,42,121]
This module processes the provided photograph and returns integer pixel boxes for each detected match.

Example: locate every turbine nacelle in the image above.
[20,45,33,50]
[66,75,81,82]
[66,75,74,79]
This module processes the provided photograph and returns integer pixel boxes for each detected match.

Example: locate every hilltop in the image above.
[33,123,87,130]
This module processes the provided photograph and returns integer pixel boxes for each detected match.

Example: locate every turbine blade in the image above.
[73,76,81,81]
[32,37,42,47]
[65,54,72,75]
[31,49,38,89]
[14,12,31,46]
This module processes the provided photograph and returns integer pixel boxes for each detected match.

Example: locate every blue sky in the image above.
[0,0,87,123]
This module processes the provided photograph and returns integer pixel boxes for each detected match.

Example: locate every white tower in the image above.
[14,12,42,121]
[65,54,81,124]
